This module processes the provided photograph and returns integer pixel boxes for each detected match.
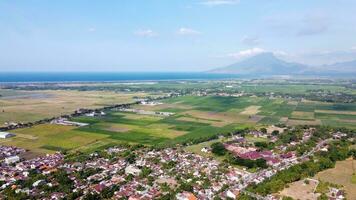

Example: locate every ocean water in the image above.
[0,72,241,83]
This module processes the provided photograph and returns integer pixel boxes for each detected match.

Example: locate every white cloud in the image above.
[227,48,267,59]
[351,46,356,51]
[177,27,201,36]
[200,0,239,6]
[134,29,158,37]
[241,36,260,46]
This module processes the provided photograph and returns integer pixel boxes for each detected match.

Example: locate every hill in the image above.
[321,59,356,72]
[209,53,308,75]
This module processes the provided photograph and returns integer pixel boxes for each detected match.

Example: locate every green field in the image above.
[3,95,356,154]
[161,96,356,129]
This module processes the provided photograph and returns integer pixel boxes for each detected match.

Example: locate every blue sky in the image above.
[1,0,356,72]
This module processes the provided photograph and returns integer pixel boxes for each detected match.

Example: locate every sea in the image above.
[0,72,242,83]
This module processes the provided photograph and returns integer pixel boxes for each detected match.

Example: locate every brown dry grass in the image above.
[266,125,286,134]
[240,106,261,115]
[291,111,315,119]
[286,119,321,126]
[315,110,356,115]
[182,110,253,126]
[102,123,132,133]
[133,103,193,111]
[177,116,226,127]
[0,90,149,125]
[280,179,320,200]
[314,159,356,200]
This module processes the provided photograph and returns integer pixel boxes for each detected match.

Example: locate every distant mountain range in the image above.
[209,52,356,76]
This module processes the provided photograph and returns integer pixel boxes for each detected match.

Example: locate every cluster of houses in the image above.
[0,152,63,193]
[224,138,297,168]
[140,100,163,106]
[327,186,345,200]
[85,111,106,117]
[62,147,255,199]
[0,145,25,165]
[0,126,349,199]
[0,145,259,199]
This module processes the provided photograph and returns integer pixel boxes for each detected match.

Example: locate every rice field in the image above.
[3,95,356,154]
[0,89,152,126]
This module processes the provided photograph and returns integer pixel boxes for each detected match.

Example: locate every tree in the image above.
[271,130,279,136]
[211,142,226,156]
[254,142,268,149]
[125,153,136,164]
[260,128,267,134]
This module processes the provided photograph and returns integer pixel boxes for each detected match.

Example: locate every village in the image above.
[0,124,351,200]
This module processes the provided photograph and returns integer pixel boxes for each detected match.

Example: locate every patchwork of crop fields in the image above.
[1,95,356,154]
[0,89,154,126]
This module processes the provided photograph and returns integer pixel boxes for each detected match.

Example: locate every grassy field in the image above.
[314,159,356,199]
[0,124,112,155]
[3,94,356,154]
[160,95,356,129]
[0,89,152,126]
[184,138,225,161]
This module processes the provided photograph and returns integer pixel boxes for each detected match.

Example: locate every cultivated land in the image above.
[160,95,356,129]
[314,159,356,199]
[0,89,152,126]
[3,92,356,154]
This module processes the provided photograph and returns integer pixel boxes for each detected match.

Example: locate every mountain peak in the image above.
[252,52,276,58]
[209,52,307,75]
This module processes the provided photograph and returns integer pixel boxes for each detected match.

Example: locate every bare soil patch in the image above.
[315,110,356,115]
[287,119,321,126]
[280,179,320,200]
[314,159,356,200]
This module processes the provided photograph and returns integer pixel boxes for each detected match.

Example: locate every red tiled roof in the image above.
[240,151,262,160]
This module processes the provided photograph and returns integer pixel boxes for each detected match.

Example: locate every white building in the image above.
[0,132,15,139]
[32,180,45,187]
[125,165,141,176]
[5,155,20,164]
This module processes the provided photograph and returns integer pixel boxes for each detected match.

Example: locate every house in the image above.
[225,189,240,199]
[332,132,347,140]
[280,152,295,159]
[328,187,345,200]
[32,180,45,187]
[176,192,197,200]
[125,165,141,176]
[5,155,20,164]
[240,151,262,160]
[85,111,106,117]
[0,132,15,139]
[201,147,210,153]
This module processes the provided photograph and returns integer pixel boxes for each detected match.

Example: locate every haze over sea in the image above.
[0,72,241,83]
